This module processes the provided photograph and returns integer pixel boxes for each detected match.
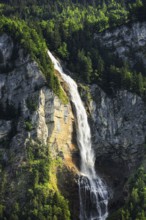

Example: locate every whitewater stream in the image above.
[48,51,109,220]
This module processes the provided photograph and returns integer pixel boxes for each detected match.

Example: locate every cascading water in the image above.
[48,51,109,220]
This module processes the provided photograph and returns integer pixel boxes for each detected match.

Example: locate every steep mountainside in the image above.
[95,22,146,74]
[0,34,79,220]
[1,4,146,218]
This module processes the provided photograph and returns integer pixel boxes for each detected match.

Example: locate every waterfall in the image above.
[48,51,109,220]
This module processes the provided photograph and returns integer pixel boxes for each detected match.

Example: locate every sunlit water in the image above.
[48,51,109,220]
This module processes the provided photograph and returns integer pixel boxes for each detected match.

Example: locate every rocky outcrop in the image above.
[90,85,146,166]
[0,34,51,147]
[49,95,78,168]
[0,33,79,218]
[1,29,146,218]
[88,85,146,210]
[94,22,146,71]
[91,21,146,210]
[0,33,77,164]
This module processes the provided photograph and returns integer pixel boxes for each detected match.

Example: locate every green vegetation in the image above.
[25,120,33,131]
[39,0,146,95]
[0,140,70,220]
[0,0,146,97]
[102,64,146,96]
[79,83,92,105]
[1,0,146,219]
[0,17,53,83]
[0,16,68,103]
[109,167,146,220]
[26,97,38,113]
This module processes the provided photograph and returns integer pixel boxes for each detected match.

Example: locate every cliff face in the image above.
[90,85,146,167]
[92,21,146,208]
[94,21,146,71]
[87,85,146,208]
[77,80,146,209]
[1,21,146,218]
[0,34,52,145]
[0,33,77,163]
[0,34,79,218]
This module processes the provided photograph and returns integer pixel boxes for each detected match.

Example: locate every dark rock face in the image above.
[94,22,146,71]
[0,34,79,219]
[57,167,80,220]
[0,34,56,217]
[90,85,146,166]
[89,85,146,211]
[0,34,54,147]
[92,21,146,213]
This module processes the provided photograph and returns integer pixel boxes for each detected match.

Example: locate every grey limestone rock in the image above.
[90,85,146,167]
[94,22,146,69]
[0,33,54,147]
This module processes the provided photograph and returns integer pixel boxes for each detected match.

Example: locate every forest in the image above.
[1,0,146,219]
[0,0,146,97]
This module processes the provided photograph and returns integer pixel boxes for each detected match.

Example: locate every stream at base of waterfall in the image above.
[48,51,109,220]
